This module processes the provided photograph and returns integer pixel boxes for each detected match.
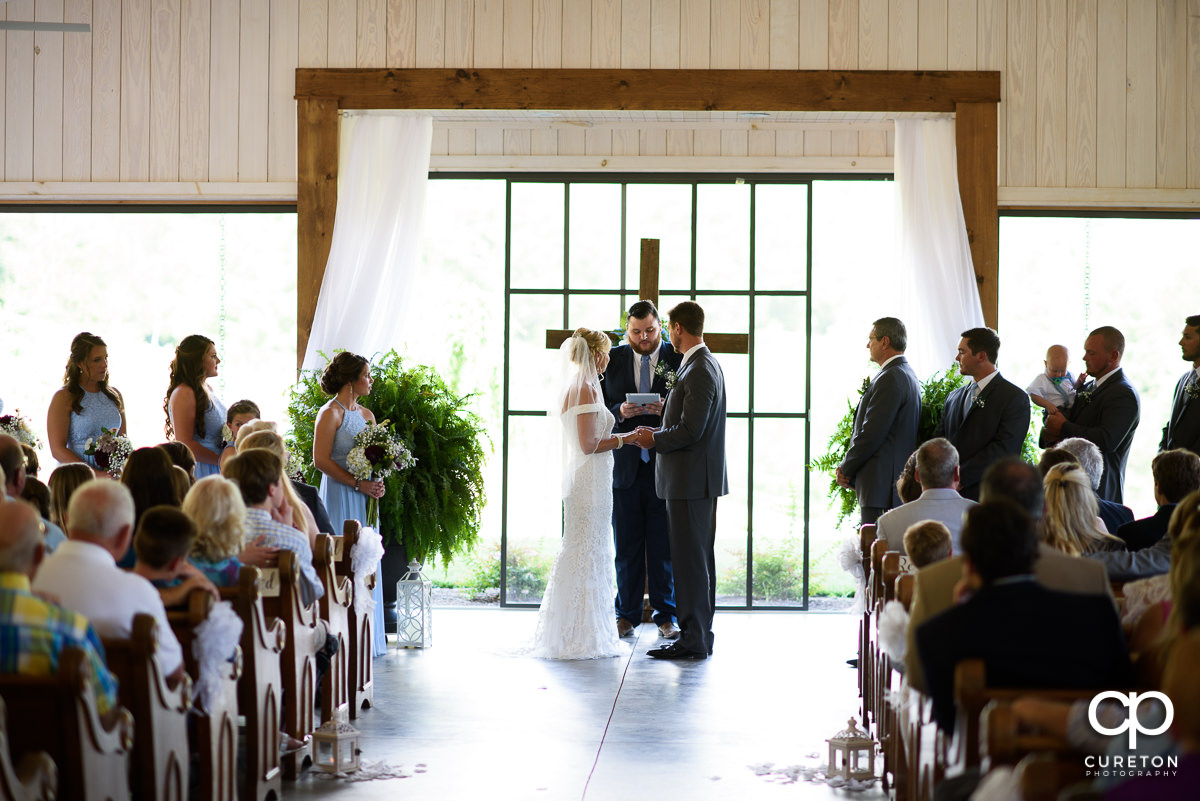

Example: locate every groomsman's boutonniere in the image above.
[1076,388,1094,407]
[1186,381,1200,403]
[859,377,872,395]
[972,395,987,410]
[655,362,679,390]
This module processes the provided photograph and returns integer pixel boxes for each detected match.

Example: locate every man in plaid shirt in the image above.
[0,500,118,714]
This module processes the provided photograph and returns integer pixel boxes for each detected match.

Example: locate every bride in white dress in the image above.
[530,328,634,660]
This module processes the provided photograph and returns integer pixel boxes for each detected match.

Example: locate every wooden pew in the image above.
[334,520,375,718]
[259,551,320,779]
[862,537,888,727]
[168,590,242,801]
[857,523,877,705]
[314,533,352,724]
[221,567,284,801]
[101,614,192,801]
[0,696,55,801]
[874,559,906,798]
[0,647,134,801]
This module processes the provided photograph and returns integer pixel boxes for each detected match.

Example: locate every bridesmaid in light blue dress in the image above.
[47,332,127,475]
[313,352,387,657]
[165,335,227,479]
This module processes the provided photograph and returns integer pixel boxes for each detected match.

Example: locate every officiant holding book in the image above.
[602,300,683,641]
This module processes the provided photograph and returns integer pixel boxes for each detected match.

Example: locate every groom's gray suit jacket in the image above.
[654,346,729,500]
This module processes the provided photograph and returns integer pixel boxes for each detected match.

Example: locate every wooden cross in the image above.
[544,238,751,354]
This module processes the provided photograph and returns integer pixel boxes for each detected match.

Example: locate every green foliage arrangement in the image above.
[464,543,552,602]
[286,350,489,566]
[809,363,1040,529]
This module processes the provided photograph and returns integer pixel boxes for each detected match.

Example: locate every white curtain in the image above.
[302,113,434,370]
[893,118,985,380]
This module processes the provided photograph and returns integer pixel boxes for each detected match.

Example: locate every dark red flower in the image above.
[365,444,386,464]
[95,450,111,470]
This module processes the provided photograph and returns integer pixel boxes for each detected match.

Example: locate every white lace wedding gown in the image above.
[529,402,630,660]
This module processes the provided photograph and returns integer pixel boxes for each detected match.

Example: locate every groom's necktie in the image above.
[639,355,652,463]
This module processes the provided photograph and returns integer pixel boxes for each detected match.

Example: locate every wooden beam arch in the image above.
[294,68,1001,367]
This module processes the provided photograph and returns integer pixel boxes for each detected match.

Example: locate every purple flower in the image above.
[365,444,386,464]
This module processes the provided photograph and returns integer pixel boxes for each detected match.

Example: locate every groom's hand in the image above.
[631,427,657,449]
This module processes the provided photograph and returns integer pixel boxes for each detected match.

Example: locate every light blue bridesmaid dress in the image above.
[66,390,123,469]
[191,391,227,479]
[318,401,387,656]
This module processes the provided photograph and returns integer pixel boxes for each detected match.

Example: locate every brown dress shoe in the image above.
[617,618,636,637]
[657,623,681,640]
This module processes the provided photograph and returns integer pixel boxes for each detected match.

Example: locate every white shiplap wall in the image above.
[2,0,1199,207]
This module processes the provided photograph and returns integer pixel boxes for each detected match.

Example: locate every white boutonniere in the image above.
[972,395,986,410]
[1185,382,1200,402]
[1077,388,1094,407]
[655,362,679,390]
[859,377,872,395]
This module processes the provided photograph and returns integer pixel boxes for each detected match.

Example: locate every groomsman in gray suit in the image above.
[934,327,1031,501]
[1160,315,1200,455]
[630,301,728,661]
[837,317,922,524]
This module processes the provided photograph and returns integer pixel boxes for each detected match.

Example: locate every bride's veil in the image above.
[551,333,603,498]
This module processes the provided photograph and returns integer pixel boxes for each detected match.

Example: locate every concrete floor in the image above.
[291,608,887,801]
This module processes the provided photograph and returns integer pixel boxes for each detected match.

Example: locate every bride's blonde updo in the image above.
[568,328,612,364]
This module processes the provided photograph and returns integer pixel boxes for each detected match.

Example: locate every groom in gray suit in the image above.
[630,301,728,660]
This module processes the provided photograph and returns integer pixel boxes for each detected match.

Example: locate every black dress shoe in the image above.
[647,642,707,660]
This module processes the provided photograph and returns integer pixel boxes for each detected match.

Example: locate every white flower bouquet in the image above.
[0,410,41,448]
[83,427,134,477]
[346,419,416,526]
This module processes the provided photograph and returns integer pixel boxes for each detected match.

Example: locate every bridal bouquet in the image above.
[346,420,417,526]
[0,410,41,448]
[84,427,134,477]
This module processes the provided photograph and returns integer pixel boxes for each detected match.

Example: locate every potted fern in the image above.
[287,350,489,620]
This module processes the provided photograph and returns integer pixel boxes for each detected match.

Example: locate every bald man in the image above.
[33,479,184,680]
[0,500,118,713]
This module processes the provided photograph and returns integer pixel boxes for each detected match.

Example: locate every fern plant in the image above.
[809,363,1039,529]
[286,350,489,566]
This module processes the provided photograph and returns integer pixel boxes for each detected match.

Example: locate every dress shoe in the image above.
[617,618,636,638]
[647,642,707,660]
[657,622,681,640]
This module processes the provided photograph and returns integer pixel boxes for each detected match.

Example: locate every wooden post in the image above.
[955,101,999,329]
[639,238,660,308]
[296,97,340,370]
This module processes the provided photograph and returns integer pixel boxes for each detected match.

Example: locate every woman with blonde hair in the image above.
[531,327,631,660]
[47,463,95,529]
[183,475,249,588]
[1041,462,1126,556]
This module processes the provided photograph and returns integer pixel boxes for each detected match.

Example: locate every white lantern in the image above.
[395,560,433,648]
[826,717,876,782]
[312,720,361,774]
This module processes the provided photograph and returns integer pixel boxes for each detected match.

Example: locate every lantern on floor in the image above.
[312,720,361,774]
[395,560,433,648]
[826,717,876,782]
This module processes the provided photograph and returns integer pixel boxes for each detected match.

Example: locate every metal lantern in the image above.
[395,560,433,648]
[826,717,876,782]
[312,720,361,774]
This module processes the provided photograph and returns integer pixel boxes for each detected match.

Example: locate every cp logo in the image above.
[1088,691,1174,749]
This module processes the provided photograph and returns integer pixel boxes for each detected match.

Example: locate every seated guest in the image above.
[903,520,953,569]
[20,476,51,522]
[182,475,248,587]
[32,479,184,683]
[1118,449,1200,551]
[131,505,217,608]
[223,450,324,606]
[876,438,976,554]
[239,429,334,538]
[1041,463,1126,555]
[169,466,191,507]
[217,399,261,472]
[20,444,39,479]
[1,434,66,551]
[47,463,94,529]
[233,419,277,453]
[1057,437,1134,534]
[158,441,197,485]
[117,446,182,567]
[0,501,118,715]
[904,457,1112,692]
[916,500,1133,733]
[895,450,922,505]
